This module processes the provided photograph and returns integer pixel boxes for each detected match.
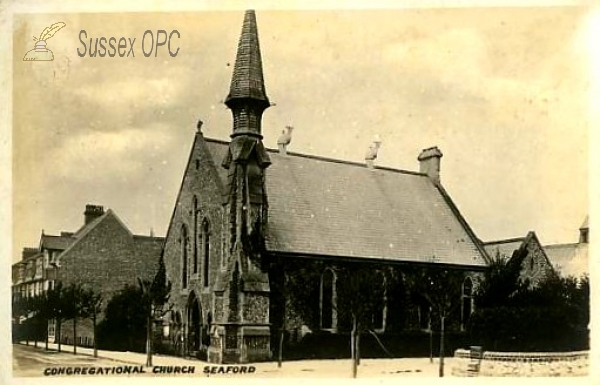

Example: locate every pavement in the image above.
[13,341,449,378]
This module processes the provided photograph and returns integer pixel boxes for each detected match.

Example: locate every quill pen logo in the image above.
[23,22,66,61]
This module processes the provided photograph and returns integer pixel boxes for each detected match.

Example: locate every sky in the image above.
[8,6,592,263]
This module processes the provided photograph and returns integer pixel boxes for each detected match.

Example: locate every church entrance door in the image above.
[187,292,202,354]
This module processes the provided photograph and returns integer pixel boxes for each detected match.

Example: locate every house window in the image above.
[320,269,337,330]
[193,197,198,274]
[202,219,210,287]
[461,277,474,330]
[418,304,431,331]
[181,225,189,289]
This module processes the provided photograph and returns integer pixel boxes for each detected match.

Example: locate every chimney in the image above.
[365,136,382,169]
[84,204,105,225]
[579,215,589,244]
[277,126,294,155]
[418,146,443,184]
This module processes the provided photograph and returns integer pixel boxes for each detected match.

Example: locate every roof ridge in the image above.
[133,235,166,240]
[545,242,581,248]
[203,137,427,177]
[483,237,527,245]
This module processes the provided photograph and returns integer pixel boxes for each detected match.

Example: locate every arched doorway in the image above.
[187,292,202,354]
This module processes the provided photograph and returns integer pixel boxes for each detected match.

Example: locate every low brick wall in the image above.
[452,349,588,377]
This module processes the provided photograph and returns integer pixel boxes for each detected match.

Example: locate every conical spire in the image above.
[225,10,270,108]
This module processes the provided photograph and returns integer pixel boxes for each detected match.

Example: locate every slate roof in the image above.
[483,237,526,262]
[40,234,75,251]
[204,138,488,267]
[545,243,588,278]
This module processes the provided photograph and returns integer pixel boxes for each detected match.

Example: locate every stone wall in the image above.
[57,213,158,302]
[162,133,227,331]
[520,235,553,286]
[452,349,589,377]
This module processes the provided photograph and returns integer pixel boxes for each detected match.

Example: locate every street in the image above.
[13,344,131,377]
[12,343,444,378]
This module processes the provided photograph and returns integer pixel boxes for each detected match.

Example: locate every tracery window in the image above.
[320,269,337,330]
[202,219,210,287]
[461,277,474,330]
[181,225,189,289]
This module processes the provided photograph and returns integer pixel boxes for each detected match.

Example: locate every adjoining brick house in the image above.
[11,204,163,347]
[161,10,491,364]
[544,216,589,278]
[483,231,555,287]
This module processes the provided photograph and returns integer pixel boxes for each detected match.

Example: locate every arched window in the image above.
[202,219,210,287]
[181,225,189,289]
[221,209,227,269]
[418,300,431,331]
[193,197,198,274]
[529,256,535,272]
[461,277,474,330]
[320,269,336,330]
[372,272,387,332]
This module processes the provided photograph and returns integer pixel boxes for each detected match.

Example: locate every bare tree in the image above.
[409,267,465,377]
[81,289,103,358]
[336,265,386,378]
[139,254,172,367]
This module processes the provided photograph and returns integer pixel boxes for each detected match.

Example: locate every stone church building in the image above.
[161,10,491,364]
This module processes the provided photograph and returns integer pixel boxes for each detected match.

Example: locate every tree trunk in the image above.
[45,319,49,351]
[57,319,62,353]
[93,312,98,358]
[351,315,358,379]
[356,329,361,366]
[439,316,445,377]
[277,327,284,368]
[73,316,77,354]
[429,327,433,364]
[146,309,153,367]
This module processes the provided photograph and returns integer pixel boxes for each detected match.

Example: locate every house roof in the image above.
[483,237,526,262]
[204,138,488,267]
[40,234,75,251]
[545,242,588,278]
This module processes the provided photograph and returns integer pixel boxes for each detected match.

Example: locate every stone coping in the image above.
[454,349,588,362]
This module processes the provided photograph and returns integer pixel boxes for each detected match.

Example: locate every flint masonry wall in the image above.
[452,349,589,377]
[163,133,226,332]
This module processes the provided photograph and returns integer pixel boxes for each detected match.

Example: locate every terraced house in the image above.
[161,10,492,364]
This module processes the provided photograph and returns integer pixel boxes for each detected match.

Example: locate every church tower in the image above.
[208,10,272,364]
